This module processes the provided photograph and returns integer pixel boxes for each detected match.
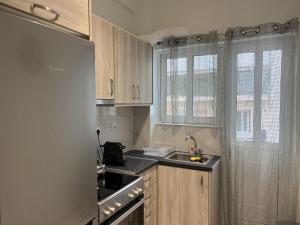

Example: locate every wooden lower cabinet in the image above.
[139,166,157,225]
[158,165,220,225]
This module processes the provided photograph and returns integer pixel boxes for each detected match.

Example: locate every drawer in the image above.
[144,200,157,225]
[0,0,90,36]
[143,166,157,186]
[144,182,157,202]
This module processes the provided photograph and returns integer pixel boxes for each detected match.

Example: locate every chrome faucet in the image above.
[185,135,198,154]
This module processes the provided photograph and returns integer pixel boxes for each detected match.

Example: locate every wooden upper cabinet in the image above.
[0,0,90,36]
[136,39,153,104]
[114,27,152,105]
[91,15,115,100]
[114,27,137,104]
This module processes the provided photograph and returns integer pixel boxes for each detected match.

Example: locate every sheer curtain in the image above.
[156,31,219,125]
[220,19,299,225]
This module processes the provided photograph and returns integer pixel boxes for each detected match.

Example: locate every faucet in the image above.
[185,136,202,155]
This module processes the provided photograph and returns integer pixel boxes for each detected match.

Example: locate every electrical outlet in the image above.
[96,127,100,135]
[111,122,118,133]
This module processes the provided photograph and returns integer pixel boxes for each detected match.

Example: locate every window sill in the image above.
[153,122,220,128]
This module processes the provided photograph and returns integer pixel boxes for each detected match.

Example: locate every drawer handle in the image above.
[30,3,60,22]
[144,177,151,183]
[145,195,151,201]
[145,212,152,218]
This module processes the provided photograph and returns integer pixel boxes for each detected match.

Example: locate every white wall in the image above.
[134,0,300,36]
[92,0,136,34]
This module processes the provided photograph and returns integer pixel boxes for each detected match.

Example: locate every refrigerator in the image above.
[0,7,97,225]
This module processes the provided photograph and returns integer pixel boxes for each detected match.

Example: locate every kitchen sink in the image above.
[165,152,213,165]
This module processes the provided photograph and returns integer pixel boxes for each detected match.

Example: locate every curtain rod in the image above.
[156,19,299,46]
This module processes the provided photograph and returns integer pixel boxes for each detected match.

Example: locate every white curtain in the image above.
[220,19,299,225]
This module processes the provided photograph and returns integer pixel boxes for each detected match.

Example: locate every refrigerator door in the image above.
[0,9,97,225]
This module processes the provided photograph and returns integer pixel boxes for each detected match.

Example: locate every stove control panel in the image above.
[98,176,144,224]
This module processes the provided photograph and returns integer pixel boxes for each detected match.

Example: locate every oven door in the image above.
[101,197,144,225]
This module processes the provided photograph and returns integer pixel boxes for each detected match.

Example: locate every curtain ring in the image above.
[255,26,260,33]
[241,29,246,36]
[286,22,291,29]
[273,24,279,31]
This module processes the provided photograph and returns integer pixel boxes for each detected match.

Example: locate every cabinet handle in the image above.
[145,212,151,219]
[132,85,136,100]
[110,79,114,97]
[137,85,141,100]
[145,195,151,202]
[200,176,204,193]
[30,4,60,22]
[144,177,151,183]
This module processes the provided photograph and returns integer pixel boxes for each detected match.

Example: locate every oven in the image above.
[101,197,144,225]
[97,171,144,225]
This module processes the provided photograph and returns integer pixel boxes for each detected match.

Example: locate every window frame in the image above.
[231,37,287,147]
[157,44,222,126]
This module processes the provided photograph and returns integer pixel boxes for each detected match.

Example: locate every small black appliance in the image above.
[102,141,126,166]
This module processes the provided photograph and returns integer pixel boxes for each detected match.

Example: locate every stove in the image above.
[97,170,144,225]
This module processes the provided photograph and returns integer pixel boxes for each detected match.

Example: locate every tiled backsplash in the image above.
[96,106,150,150]
[97,106,220,155]
[96,106,134,149]
[150,124,220,156]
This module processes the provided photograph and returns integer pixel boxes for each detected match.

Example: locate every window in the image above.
[234,47,282,144]
[158,46,219,125]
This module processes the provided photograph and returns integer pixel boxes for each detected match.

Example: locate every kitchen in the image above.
[0,1,300,225]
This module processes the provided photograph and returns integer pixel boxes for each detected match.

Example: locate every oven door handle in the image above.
[109,198,144,225]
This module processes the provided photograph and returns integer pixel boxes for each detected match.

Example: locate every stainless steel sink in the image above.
[165,152,213,165]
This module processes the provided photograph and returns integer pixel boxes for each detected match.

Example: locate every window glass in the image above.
[193,55,217,117]
[166,58,187,116]
[261,50,282,143]
[236,53,255,141]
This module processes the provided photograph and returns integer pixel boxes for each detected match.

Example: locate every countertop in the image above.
[117,150,221,173]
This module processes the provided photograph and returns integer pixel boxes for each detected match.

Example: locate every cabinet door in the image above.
[91,15,114,100]
[0,0,89,36]
[158,166,209,225]
[136,39,153,104]
[114,27,137,104]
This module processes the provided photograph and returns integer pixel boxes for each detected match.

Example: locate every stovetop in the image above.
[105,156,157,175]
[97,170,144,224]
[97,171,139,202]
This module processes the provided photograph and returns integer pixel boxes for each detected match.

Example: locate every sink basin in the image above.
[165,152,213,165]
